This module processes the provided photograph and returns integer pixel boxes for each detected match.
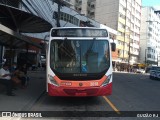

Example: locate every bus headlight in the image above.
[48,74,59,86]
[101,74,112,87]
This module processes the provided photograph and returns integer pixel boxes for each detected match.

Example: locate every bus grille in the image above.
[63,89,98,96]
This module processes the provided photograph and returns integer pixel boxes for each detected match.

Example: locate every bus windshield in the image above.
[50,39,110,74]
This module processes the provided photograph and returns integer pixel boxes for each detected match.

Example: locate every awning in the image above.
[0,3,52,33]
[0,24,42,48]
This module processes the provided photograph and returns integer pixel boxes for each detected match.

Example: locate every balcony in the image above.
[126,21,131,27]
[119,28,125,33]
[88,0,96,2]
[87,6,95,13]
[130,43,139,49]
[132,43,139,49]
[87,13,95,19]
[117,36,124,41]
[75,3,82,7]
[75,0,82,6]
[130,34,134,39]
[76,0,82,3]
[131,18,134,23]
[125,37,129,43]
[119,17,125,25]
[120,0,126,8]
[127,6,131,11]
[124,53,129,59]
[134,36,139,41]
[117,45,123,50]
[119,8,126,15]
[130,51,139,56]
[148,24,153,29]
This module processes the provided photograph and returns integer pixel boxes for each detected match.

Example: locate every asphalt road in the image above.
[24,73,160,119]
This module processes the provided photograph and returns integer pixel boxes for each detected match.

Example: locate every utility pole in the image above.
[52,0,64,27]
[157,54,159,66]
[53,0,73,27]
[145,49,147,64]
[57,1,61,27]
[128,39,131,72]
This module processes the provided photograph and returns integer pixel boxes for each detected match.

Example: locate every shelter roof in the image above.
[0,3,52,33]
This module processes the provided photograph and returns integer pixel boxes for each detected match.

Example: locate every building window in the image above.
[91,4,95,8]
[118,23,126,29]
[147,54,151,58]
[119,13,125,19]
[60,12,79,26]
[90,12,95,16]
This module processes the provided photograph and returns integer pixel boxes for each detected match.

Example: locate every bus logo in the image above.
[73,74,87,77]
[79,83,83,86]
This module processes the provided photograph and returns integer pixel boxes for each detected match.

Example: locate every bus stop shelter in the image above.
[0,3,52,66]
[0,23,43,66]
[0,24,42,48]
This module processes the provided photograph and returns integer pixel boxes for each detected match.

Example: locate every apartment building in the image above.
[140,7,160,66]
[70,0,141,70]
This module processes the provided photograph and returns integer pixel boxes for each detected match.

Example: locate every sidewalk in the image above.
[0,70,46,111]
[113,71,150,75]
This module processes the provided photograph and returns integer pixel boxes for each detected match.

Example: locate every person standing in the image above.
[10,63,21,89]
[19,63,28,88]
[0,64,15,96]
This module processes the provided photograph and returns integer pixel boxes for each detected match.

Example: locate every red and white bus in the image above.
[46,27,116,96]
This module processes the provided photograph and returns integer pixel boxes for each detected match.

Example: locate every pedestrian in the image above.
[0,64,15,96]
[19,63,29,88]
[10,63,21,89]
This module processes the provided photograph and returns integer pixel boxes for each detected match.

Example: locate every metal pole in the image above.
[57,3,61,27]
[157,54,158,66]
[145,49,146,64]
[26,43,29,68]
[128,40,130,72]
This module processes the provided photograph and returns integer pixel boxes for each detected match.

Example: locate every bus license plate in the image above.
[90,82,98,86]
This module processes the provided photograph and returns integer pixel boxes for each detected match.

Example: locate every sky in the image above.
[142,0,160,10]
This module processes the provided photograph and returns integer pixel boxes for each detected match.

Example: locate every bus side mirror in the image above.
[111,42,116,51]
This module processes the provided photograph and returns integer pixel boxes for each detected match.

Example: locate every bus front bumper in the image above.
[48,83,112,96]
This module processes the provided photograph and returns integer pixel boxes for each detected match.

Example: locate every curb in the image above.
[20,90,46,111]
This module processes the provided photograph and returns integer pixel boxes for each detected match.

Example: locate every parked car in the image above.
[156,70,160,80]
[149,66,160,80]
[135,68,145,74]
[150,70,157,79]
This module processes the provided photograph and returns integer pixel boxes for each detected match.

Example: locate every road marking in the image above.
[103,96,121,115]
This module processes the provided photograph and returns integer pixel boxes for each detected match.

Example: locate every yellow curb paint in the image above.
[103,96,121,115]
